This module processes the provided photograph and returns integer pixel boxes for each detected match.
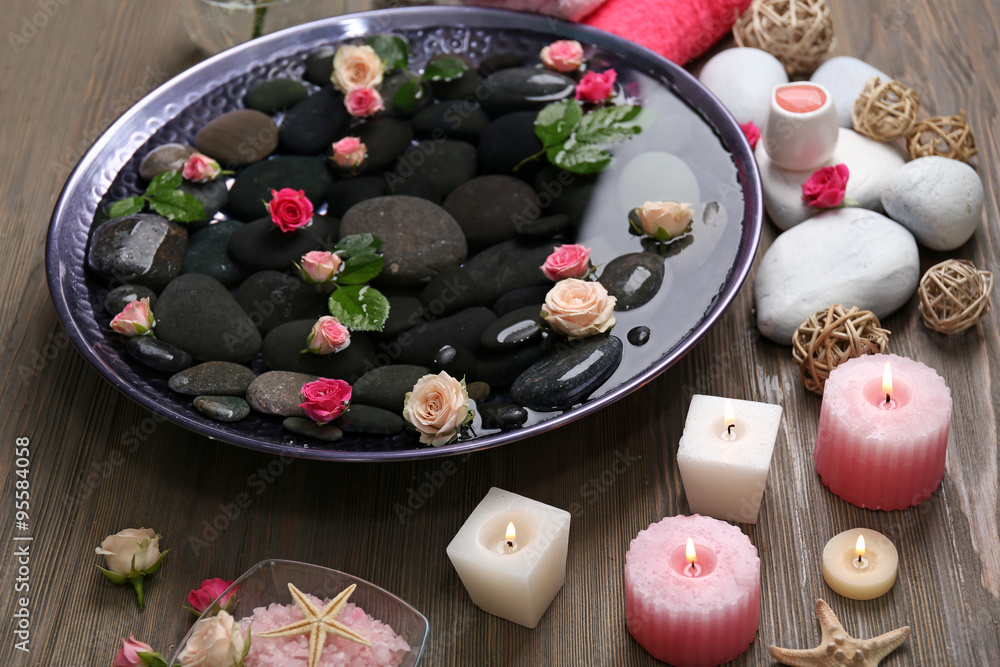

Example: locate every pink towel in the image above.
[584,0,752,65]
[465,0,607,21]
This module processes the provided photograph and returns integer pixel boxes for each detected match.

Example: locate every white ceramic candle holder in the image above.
[763,82,839,171]
[446,487,571,628]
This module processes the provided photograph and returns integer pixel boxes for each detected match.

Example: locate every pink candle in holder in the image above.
[815,353,952,510]
[624,515,760,667]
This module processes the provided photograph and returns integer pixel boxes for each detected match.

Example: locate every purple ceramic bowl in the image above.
[46,7,762,461]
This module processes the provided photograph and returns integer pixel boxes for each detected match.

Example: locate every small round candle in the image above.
[814,354,951,510]
[624,515,760,667]
[775,83,827,113]
[822,528,899,600]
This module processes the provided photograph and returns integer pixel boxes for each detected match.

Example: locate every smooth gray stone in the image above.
[810,56,892,128]
[88,214,188,292]
[480,305,543,351]
[104,284,157,316]
[182,220,251,288]
[194,109,278,167]
[169,361,257,396]
[443,175,538,248]
[338,404,405,435]
[245,78,309,114]
[282,416,343,441]
[279,87,350,155]
[598,252,666,311]
[480,402,528,431]
[227,156,333,221]
[262,321,377,384]
[246,371,318,417]
[479,67,576,115]
[627,326,650,346]
[125,336,193,374]
[139,143,195,180]
[194,395,250,422]
[511,335,623,411]
[698,47,788,128]
[234,270,329,336]
[352,364,430,413]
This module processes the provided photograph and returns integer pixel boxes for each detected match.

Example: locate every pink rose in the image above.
[542,278,617,338]
[266,188,313,232]
[299,378,352,424]
[740,121,760,150]
[802,163,850,208]
[402,372,471,446]
[297,250,342,285]
[541,244,592,281]
[181,152,221,183]
[540,39,584,72]
[110,298,155,336]
[575,69,617,103]
[187,578,237,616]
[113,635,154,667]
[306,316,351,355]
[331,136,367,169]
[344,86,384,118]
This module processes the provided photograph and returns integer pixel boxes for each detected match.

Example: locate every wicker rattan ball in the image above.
[918,259,994,334]
[906,111,978,162]
[792,305,890,394]
[733,0,835,75]
[851,77,920,141]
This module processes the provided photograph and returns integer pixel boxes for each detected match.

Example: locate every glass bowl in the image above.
[168,559,429,666]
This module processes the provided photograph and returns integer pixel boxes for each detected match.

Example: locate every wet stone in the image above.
[480,402,528,431]
[104,284,157,316]
[125,336,193,374]
[443,175,538,248]
[327,177,386,218]
[88,214,188,292]
[280,87,350,155]
[346,118,415,175]
[304,47,336,86]
[168,361,257,396]
[466,381,490,403]
[599,252,666,311]
[227,215,339,272]
[411,101,491,143]
[478,111,545,178]
[234,270,329,336]
[282,417,343,441]
[395,307,497,367]
[395,140,478,199]
[194,395,250,422]
[474,340,548,388]
[463,239,558,304]
[510,335,624,411]
[480,304,544,351]
[227,156,333,221]
[431,344,477,381]
[262,321,377,384]
[627,326,651,346]
[182,220,251,289]
[480,67,576,116]
[419,265,484,317]
[492,285,551,317]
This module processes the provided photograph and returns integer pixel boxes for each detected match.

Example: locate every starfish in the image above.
[255,583,371,667]
[769,599,910,666]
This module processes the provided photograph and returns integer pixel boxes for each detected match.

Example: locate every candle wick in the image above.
[507,540,513,548]
[727,423,735,435]
[885,393,890,405]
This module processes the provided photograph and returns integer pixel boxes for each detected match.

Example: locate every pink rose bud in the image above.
[306,316,351,355]
[187,577,237,616]
[181,152,222,183]
[541,244,592,281]
[540,39,585,72]
[575,69,617,103]
[299,378,352,424]
[110,298,155,337]
[740,121,760,150]
[266,188,314,232]
[344,86,384,118]
[331,136,367,169]
[112,634,154,667]
[802,163,850,208]
[298,250,342,285]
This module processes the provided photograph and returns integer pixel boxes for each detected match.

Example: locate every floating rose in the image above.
[740,121,760,150]
[181,152,222,183]
[305,316,351,355]
[802,163,850,208]
[95,528,169,610]
[110,297,155,337]
[331,44,385,93]
[575,69,617,103]
[402,372,473,447]
[344,86,384,118]
[296,250,342,286]
[540,39,584,72]
[330,136,367,170]
[541,244,592,281]
[299,378,352,424]
[113,635,167,667]
[174,610,248,667]
[187,578,238,617]
[541,278,617,338]
[265,188,313,232]
[630,200,694,242]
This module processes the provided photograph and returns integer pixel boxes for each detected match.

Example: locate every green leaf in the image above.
[137,651,169,667]
[366,34,409,69]
[534,100,583,147]
[146,170,183,195]
[422,57,468,82]
[108,197,145,218]
[96,565,128,585]
[336,252,384,285]
[140,548,170,576]
[335,233,384,258]
[148,190,206,222]
[328,285,391,332]
[574,104,642,144]
[393,79,422,114]
[548,142,612,174]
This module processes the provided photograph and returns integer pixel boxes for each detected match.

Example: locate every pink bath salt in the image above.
[240,593,411,667]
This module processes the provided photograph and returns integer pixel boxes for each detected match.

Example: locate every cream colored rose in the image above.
[331,44,385,92]
[402,372,470,447]
[635,200,694,241]
[541,279,617,338]
[95,528,161,576]
[176,611,245,667]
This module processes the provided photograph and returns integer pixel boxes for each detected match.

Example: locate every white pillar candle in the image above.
[677,395,783,524]
[446,487,571,628]
[822,528,899,600]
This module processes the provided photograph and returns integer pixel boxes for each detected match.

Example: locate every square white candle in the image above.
[677,394,783,524]
[446,487,571,628]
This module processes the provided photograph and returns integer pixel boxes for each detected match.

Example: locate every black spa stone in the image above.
[478,111,545,177]
[395,140,478,199]
[598,252,666,311]
[511,335,624,411]
[419,265,483,317]
[375,295,426,340]
[227,215,339,272]
[492,285,551,317]
[395,307,497,367]
[411,101,490,143]
[379,70,432,117]
[480,304,544,351]
[474,340,548,388]
[479,67,576,115]
[352,364,431,413]
[431,344,477,381]
[227,156,332,221]
[125,336,193,374]
[262,321,377,384]
[104,284,157,316]
[182,219,251,289]
[282,417,343,442]
[245,78,309,114]
[169,361,257,396]
[345,118,415,175]
[478,53,525,76]
[480,402,528,431]
[463,239,557,303]
[279,87,351,155]
[194,395,250,422]
[304,47,336,86]
[338,404,405,435]
[88,214,187,292]
[327,177,387,218]
[234,271,329,335]
[443,175,538,247]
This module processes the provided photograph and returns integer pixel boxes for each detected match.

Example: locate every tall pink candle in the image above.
[624,515,760,667]
[815,353,951,510]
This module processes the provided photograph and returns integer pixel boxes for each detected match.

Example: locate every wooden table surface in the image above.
[2,1,999,664]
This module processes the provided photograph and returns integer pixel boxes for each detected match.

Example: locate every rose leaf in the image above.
[393,79,422,113]
[366,34,409,69]
[534,100,583,147]
[147,190,206,222]
[328,285,391,331]
[334,233,384,258]
[336,252,384,285]
[422,57,468,82]
[108,197,146,218]
[145,170,183,195]
[574,104,642,144]
[549,142,612,174]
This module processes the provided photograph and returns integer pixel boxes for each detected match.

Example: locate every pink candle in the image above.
[624,515,760,667]
[815,353,951,510]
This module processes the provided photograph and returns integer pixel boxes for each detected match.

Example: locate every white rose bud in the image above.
[402,372,471,447]
[331,44,385,93]
[633,200,694,241]
[175,611,246,667]
[541,279,617,338]
[95,528,162,576]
